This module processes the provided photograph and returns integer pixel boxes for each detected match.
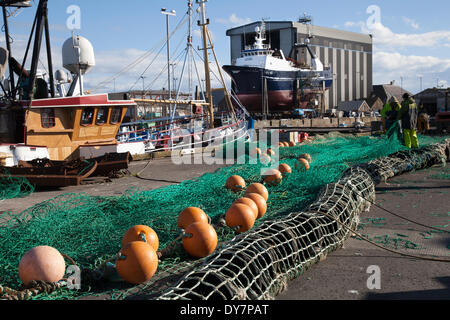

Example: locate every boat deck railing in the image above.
[117,112,248,153]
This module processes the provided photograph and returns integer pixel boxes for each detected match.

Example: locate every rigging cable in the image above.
[128,13,190,93]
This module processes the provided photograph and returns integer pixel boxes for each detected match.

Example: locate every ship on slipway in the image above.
[223,20,333,114]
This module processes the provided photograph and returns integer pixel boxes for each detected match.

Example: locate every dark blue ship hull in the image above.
[223,65,332,113]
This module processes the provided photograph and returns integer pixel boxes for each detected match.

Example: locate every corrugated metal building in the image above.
[226,21,373,109]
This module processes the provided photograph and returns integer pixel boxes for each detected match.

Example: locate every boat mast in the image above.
[26,0,54,100]
[1,5,15,96]
[197,0,214,129]
[187,0,193,96]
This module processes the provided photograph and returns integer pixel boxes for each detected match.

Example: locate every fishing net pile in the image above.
[0,129,448,300]
[0,170,34,201]
[154,138,449,300]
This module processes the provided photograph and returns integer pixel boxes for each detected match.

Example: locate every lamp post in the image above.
[161,8,176,100]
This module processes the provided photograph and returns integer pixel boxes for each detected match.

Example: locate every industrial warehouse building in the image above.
[414,87,450,116]
[226,20,373,110]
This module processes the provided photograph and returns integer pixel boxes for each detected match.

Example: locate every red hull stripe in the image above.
[30,93,136,108]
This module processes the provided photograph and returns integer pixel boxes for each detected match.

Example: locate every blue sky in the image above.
[2,0,450,95]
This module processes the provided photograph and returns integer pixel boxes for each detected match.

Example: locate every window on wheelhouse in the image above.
[110,106,122,124]
[81,107,95,126]
[41,108,56,128]
[96,107,109,125]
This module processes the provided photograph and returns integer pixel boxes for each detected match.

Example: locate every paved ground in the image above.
[276,164,450,300]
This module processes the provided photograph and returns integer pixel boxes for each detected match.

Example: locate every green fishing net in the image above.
[0,127,448,299]
[0,170,34,201]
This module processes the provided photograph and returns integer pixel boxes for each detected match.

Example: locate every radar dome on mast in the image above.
[62,35,95,75]
[55,69,68,82]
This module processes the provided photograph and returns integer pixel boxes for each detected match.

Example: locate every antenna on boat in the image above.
[298,12,313,40]
[0,0,56,101]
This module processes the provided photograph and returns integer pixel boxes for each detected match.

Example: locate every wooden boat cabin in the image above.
[0,93,136,161]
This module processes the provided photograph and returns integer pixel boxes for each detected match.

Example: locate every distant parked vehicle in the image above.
[292,109,317,119]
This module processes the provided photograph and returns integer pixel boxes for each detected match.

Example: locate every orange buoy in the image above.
[121,225,159,251]
[288,141,296,147]
[295,158,310,171]
[278,142,284,147]
[299,153,312,163]
[249,147,262,157]
[225,203,256,233]
[177,207,209,229]
[259,154,272,165]
[266,148,276,156]
[278,163,292,176]
[19,246,66,286]
[244,193,267,219]
[116,241,158,284]
[182,222,218,258]
[262,169,283,186]
[225,175,246,192]
[233,197,258,219]
[245,182,269,201]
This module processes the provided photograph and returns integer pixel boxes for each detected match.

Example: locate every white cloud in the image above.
[344,21,365,29]
[374,52,450,73]
[217,13,251,27]
[437,80,448,88]
[346,20,450,48]
[373,51,450,92]
[402,17,419,30]
[343,18,450,92]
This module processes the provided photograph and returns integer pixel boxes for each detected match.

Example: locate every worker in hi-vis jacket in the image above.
[397,93,419,149]
[381,96,401,133]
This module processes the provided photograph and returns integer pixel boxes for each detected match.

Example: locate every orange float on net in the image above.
[19,246,66,286]
[259,154,272,165]
[288,141,296,147]
[245,182,269,201]
[278,142,284,147]
[278,163,292,176]
[116,241,158,284]
[225,175,246,192]
[295,158,310,171]
[249,147,262,158]
[121,225,159,251]
[266,148,276,156]
[298,153,312,164]
[225,203,256,233]
[262,169,283,186]
[233,197,258,220]
[182,222,218,258]
[177,207,209,229]
[244,192,267,219]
